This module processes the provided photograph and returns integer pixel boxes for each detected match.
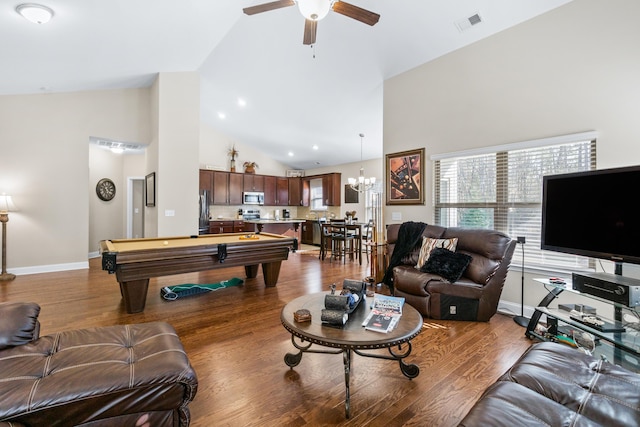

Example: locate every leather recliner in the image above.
[0,302,198,426]
[387,223,516,321]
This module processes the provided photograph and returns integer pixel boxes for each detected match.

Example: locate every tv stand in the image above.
[525,277,640,372]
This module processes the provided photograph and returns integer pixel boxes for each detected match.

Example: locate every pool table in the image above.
[100,232,297,313]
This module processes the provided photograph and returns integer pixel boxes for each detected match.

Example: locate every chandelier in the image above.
[348,133,376,193]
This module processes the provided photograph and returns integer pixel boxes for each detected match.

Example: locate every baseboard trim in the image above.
[9,261,89,277]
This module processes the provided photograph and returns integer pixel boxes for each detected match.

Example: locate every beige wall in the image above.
[199,123,292,177]
[305,158,383,220]
[154,72,201,237]
[383,0,640,314]
[0,88,150,274]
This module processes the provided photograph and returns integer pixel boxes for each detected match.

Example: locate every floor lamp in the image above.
[0,193,17,281]
[513,236,528,327]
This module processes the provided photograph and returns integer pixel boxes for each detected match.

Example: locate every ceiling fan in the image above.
[243,0,380,45]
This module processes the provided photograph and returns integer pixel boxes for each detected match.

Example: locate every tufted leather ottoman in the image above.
[0,303,197,427]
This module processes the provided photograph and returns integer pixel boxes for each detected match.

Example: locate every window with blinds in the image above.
[434,137,596,271]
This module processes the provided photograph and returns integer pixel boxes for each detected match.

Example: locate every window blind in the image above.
[434,138,596,271]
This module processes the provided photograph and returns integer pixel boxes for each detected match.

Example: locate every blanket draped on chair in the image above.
[382,221,428,292]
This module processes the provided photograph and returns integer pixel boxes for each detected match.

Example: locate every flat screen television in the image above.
[541,165,640,265]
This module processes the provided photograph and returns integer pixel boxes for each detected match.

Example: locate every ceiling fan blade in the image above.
[303,19,317,45]
[332,1,380,26]
[243,0,295,16]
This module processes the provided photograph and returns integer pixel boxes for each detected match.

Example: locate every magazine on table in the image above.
[362,294,405,333]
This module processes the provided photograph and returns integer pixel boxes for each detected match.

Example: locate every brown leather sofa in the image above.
[459,341,640,426]
[386,223,515,321]
[0,302,198,426]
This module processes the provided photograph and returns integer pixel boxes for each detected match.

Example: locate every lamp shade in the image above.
[0,194,17,213]
[297,0,333,21]
[16,3,54,24]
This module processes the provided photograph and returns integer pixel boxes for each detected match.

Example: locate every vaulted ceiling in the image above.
[0,0,572,169]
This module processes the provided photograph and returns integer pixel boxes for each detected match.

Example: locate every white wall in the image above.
[383,0,640,314]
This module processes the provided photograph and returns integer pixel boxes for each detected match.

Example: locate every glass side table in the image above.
[525,278,640,372]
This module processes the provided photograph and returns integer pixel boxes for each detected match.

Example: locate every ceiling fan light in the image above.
[297,0,333,21]
[16,3,54,24]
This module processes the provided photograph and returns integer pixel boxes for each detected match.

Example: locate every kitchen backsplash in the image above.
[209,205,341,220]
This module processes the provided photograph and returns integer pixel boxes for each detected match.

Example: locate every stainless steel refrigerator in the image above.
[199,190,210,235]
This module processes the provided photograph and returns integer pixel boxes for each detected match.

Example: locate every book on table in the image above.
[363,294,405,333]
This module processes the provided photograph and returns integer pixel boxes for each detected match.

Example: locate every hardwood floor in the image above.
[1,248,533,426]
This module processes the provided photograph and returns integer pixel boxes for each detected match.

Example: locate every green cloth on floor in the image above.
[161,277,244,301]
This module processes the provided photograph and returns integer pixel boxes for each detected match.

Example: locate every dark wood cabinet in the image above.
[322,173,341,206]
[276,177,289,206]
[210,220,245,234]
[199,169,213,193]
[302,220,314,244]
[209,220,234,234]
[212,171,229,205]
[243,174,264,192]
[264,176,276,206]
[229,173,244,205]
[206,170,243,205]
[288,177,301,206]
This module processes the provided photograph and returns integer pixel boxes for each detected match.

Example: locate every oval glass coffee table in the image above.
[281,291,423,418]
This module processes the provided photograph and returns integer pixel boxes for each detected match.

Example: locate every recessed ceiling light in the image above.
[218,112,226,120]
[237,98,246,107]
[312,145,319,150]
[16,3,54,24]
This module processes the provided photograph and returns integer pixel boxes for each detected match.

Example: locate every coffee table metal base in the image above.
[281,292,422,418]
[284,332,420,418]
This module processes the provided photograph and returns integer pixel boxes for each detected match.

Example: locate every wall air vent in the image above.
[455,12,483,33]
[90,136,148,153]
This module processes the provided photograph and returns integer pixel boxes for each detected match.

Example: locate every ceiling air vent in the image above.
[455,12,483,32]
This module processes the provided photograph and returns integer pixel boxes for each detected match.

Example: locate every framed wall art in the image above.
[145,172,156,207]
[385,148,425,205]
[344,184,359,203]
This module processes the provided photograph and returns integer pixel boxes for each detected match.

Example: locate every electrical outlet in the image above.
[517,236,526,244]
[450,306,457,315]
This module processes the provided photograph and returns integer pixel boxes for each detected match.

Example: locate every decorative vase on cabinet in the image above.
[243,161,258,174]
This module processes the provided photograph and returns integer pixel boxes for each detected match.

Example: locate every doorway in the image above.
[128,177,145,238]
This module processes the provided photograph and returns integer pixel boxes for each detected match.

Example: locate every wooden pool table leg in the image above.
[245,265,259,278]
[262,261,282,287]
[120,279,150,314]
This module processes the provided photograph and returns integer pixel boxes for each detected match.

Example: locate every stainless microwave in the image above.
[243,191,264,205]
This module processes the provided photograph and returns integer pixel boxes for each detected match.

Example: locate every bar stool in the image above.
[328,222,355,263]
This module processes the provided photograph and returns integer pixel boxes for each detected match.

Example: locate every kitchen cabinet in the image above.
[209,220,245,234]
[276,177,289,206]
[322,173,341,206]
[228,173,243,205]
[199,169,213,193]
[302,220,314,245]
[288,177,302,206]
[243,174,264,192]
[263,175,276,205]
[209,220,234,234]
[211,171,243,205]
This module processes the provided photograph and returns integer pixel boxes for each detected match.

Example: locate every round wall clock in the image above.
[96,178,116,201]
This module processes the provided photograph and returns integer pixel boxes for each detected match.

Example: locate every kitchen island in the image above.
[246,219,305,243]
